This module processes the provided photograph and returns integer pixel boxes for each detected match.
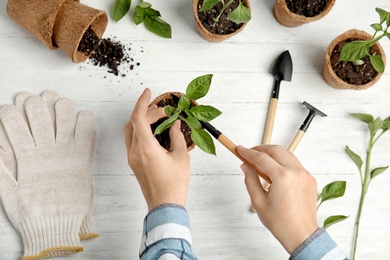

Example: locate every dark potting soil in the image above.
[286,0,328,17]
[78,27,137,76]
[150,94,193,151]
[330,38,378,85]
[197,0,243,35]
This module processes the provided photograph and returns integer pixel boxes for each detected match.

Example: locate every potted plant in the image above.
[192,0,251,42]
[150,74,222,155]
[273,0,335,27]
[323,7,389,90]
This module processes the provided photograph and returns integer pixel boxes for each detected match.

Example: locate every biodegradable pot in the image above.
[273,0,335,27]
[323,29,386,90]
[6,0,108,63]
[192,0,251,42]
[149,92,198,152]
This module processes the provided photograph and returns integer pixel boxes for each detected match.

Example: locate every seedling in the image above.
[154,74,222,155]
[339,7,390,73]
[317,181,349,229]
[113,0,171,38]
[199,0,251,24]
[345,113,390,259]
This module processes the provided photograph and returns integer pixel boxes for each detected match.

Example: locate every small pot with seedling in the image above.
[273,0,335,27]
[150,74,222,155]
[193,0,251,42]
[323,8,389,90]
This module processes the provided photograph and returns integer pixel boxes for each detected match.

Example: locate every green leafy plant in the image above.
[154,74,222,155]
[199,0,251,24]
[317,181,349,229]
[113,0,171,38]
[345,113,390,259]
[339,7,390,73]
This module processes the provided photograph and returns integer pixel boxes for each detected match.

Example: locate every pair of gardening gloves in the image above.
[0,90,98,259]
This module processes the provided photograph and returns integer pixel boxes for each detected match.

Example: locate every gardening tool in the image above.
[287,101,327,153]
[201,122,272,184]
[262,50,293,145]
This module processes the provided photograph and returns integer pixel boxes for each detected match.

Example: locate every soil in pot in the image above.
[286,0,328,17]
[330,38,378,85]
[197,0,243,35]
[150,94,193,151]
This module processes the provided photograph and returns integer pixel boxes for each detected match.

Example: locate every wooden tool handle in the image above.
[287,130,305,153]
[218,134,272,184]
[262,98,278,145]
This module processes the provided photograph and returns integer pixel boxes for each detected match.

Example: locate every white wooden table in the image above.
[1,0,390,259]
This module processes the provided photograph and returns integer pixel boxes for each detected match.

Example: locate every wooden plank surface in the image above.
[0,0,390,259]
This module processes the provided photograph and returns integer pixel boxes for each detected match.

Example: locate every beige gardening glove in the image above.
[14,90,99,240]
[0,93,96,259]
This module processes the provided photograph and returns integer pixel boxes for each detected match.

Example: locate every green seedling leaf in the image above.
[200,0,219,11]
[382,118,390,131]
[319,181,346,205]
[154,114,178,135]
[144,16,172,38]
[178,96,191,110]
[165,106,175,116]
[133,6,145,25]
[385,32,390,40]
[323,215,349,229]
[113,0,132,22]
[186,74,213,100]
[371,166,389,180]
[183,117,202,130]
[345,146,363,172]
[351,113,374,123]
[370,55,385,73]
[144,7,161,18]
[189,105,222,122]
[368,117,383,136]
[191,128,216,155]
[339,41,371,62]
[371,23,383,32]
[139,2,152,8]
[376,7,390,26]
[228,1,251,24]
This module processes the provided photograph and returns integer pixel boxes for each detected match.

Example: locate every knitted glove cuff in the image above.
[19,215,84,260]
[79,214,99,240]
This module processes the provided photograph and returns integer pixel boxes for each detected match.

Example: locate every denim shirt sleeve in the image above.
[139,204,198,260]
[290,228,350,260]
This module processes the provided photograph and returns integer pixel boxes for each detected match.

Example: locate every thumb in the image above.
[169,120,188,156]
[241,164,267,212]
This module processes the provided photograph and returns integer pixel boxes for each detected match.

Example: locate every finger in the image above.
[75,110,96,150]
[241,164,267,211]
[250,145,297,167]
[237,145,281,181]
[42,90,61,130]
[169,120,188,157]
[146,107,166,125]
[15,91,33,122]
[55,98,77,146]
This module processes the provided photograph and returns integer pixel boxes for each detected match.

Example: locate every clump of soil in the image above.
[78,27,138,76]
[197,0,243,35]
[330,38,379,85]
[286,0,328,17]
[150,94,193,151]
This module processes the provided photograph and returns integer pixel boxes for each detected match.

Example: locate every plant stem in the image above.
[214,0,234,23]
[352,135,373,259]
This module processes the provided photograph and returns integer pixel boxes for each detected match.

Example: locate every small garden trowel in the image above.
[262,50,293,144]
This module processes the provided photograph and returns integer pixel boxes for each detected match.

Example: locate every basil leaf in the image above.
[370,55,385,73]
[319,181,346,205]
[113,0,132,22]
[382,119,390,131]
[133,6,145,25]
[339,41,371,62]
[345,146,363,172]
[138,2,152,8]
[376,7,390,25]
[144,16,172,38]
[368,117,383,136]
[183,117,202,130]
[228,1,251,24]
[144,7,161,18]
[200,0,220,11]
[186,74,213,100]
[191,128,216,155]
[154,114,178,135]
[350,113,373,123]
[323,215,349,229]
[371,166,389,180]
[165,106,175,116]
[370,23,383,32]
[178,96,191,110]
[189,105,222,122]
